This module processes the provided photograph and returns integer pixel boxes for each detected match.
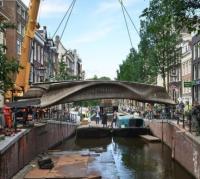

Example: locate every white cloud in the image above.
[22,0,70,18]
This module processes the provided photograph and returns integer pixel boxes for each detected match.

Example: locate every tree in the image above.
[88,75,111,81]
[171,0,200,34]
[140,0,182,88]
[0,22,21,92]
[142,0,200,34]
[117,48,147,83]
[55,57,70,81]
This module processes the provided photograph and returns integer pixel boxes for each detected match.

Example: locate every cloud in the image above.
[95,0,139,14]
[69,26,113,46]
[22,0,70,18]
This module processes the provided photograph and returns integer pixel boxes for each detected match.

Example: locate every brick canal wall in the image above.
[0,121,77,179]
[149,121,200,179]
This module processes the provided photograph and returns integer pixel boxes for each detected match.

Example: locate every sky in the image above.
[22,0,149,79]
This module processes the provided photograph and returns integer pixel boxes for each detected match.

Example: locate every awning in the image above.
[6,98,41,108]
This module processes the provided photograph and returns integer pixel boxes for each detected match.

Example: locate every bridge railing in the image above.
[145,111,193,134]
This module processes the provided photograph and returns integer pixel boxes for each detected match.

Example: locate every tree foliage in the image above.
[140,0,182,88]
[88,75,111,81]
[55,57,70,81]
[117,48,148,83]
[0,22,21,92]
[117,0,187,88]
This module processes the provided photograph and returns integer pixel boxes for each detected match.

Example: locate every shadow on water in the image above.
[53,136,195,179]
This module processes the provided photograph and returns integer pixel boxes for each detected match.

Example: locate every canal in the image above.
[53,136,195,179]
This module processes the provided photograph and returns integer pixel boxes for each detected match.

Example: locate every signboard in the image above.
[184,81,192,87]
[184,81,196,88]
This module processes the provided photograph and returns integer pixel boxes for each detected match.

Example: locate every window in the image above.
[196,44,198,59]
[17,22,21,34]
[21,9,25,19]
[17,4,21,14]
[17,40,21,54]
[186,62,188,74]
[198,42,200,58]
[188,61,191,73]
[194,65,197,80]
[21,25,25,36]
[198,63,200,79]
[193,46,196,60]
[0,0,3,7]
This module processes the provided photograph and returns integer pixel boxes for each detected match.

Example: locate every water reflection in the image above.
[53,137,194,179]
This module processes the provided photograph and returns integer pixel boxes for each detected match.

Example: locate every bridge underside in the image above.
[13,80,175,107]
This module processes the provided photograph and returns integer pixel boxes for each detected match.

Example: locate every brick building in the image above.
[3,0,28,60]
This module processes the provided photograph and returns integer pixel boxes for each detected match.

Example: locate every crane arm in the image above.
[15,0,41,92]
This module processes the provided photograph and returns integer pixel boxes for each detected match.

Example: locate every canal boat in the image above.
[116,113,144,128]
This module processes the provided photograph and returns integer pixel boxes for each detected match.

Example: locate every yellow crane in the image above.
[15,0,41,93]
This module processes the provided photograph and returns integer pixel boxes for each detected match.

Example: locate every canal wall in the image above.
[149,120,200,179]
[0,121,77,179]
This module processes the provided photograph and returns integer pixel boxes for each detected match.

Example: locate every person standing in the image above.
[111,110,117,128]
[95,109,100,125]
[191,101,200,135]
[3,105,12,128]
[102,111,108,128]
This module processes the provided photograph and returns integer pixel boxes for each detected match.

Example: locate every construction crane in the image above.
[15,0,41,93]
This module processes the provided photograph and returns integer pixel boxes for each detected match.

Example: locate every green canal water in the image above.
[54,137,195,179]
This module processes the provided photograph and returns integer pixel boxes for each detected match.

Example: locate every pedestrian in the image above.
[95,109,100,125]
[12,107,18,132]
[111,110,117,128]
[102,111,108,128]
[3,104,12,128]
[191,101,200,135]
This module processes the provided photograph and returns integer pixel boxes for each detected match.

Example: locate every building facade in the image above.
[55,35,83,80]
[30,26,58,84]
[30,31,45,84]
[0,0,9,44]
[3,0,28,61]
[181,33,192,104]
[192,35,200,103]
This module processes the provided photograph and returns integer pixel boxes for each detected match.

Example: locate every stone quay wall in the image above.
[149,121,200,179]
[0,121,77,179]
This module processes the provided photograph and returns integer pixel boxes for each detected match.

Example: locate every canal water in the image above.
[53,137,194,179]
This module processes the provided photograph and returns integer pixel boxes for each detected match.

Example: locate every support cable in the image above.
[121,2,140,37]
[52,0,76,39]
[119,0,134,50]
[60,0,77,41]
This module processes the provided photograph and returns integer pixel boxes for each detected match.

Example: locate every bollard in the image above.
[189,115,192,132]
[182,114,185,128]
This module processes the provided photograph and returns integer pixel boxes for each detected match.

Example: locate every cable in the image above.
[60,0,77,41]
[118,0,134,50]
[121,2,140,37]
[52,0,76,39]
